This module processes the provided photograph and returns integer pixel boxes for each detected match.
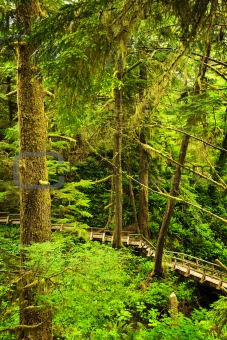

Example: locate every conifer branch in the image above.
[157,125,227,153]
[84,139,227,225]
[48,134,77,144]
[92,175,112,184]
[126,173,227,225]
[139,142,227,190]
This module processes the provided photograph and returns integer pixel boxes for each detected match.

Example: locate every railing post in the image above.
[172,257,177,270]
[184,265,190,277]
[217,278,223,290]
[196,258,199,269]
[211,264,215,276]
[200,268,206,283]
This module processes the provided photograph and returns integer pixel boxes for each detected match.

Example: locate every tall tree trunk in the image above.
[126,157,139,233]
[138,63,149,238]
[138,132,149,238]
[6,76,14,125]
[16,1,52,339]
[112,55,123,248]
[152,41,211,277]
[208,110,227,199]
[105,175,115,229]
[152,134,190,276]
[5,13,14,125]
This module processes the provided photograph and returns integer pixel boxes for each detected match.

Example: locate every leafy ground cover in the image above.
[0,227,226,339]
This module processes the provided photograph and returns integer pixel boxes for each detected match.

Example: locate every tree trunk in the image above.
[215,128,227,174]
[152,134,190,276]
[208,111,227,199]
[105,175,115,229]
[138,132,149,238]
[152,41,211,277]
[112,55,123,248]
[126,157,140,233]
[6,76,14,125]
[138,63,149,238]
[16,1,52,339]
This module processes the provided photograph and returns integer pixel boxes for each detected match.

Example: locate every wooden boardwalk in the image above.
[1,212,227,291]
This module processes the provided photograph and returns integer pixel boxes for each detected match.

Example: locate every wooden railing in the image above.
[163,251,227,287]
[0,212,20,224]
[0,213,226,290]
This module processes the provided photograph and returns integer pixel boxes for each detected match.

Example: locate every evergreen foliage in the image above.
[0,0,227,338]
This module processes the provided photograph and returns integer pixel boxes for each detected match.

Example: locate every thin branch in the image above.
[0,323,43,333]
[84,139,227,224]
[6,90,17,96]
[48,134,77,144]
[201,149,227,187]
[126,173,227,225]
[191,52,227,68]
[204,62,227,82]
[123,59,143,76]
[0,270,20,273]
[140,142,227,190]
[204,81,227,91]
[156,125,227,153]
[92,175,112,184]
[44,90,55,98]
[189,55,227,81]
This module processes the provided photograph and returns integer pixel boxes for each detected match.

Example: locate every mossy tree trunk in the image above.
[208,111,227,199]
[138,131,149,239]
[152,134,190,276]
[7,76,14,125]
[16,1,52,339]
[106,175,115,229]
[112,55,123,248]
[138,63,149,239]
[152,42,211,277]
[126,157,140,233]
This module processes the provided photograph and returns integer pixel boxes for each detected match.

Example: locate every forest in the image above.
[0,0,227,339]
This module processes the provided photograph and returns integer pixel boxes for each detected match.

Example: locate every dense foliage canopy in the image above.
[0,0,227,339]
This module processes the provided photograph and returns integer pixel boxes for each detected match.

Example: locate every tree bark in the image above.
[152,134,190,276]
[6,76,14,125]
[105,175,115,229]
[16,1,52,339]
[112,55,123,248]
[138,132,149,239]
[208,111,227,199]
[126,157,140,233]
[138,63,149,239]
[152,41,211,277]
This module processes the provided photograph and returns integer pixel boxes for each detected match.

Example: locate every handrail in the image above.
[164,250,221,267]
[164,251,224,272]
[170,256,227,278]
[0,212,226,286]
[141,236,156,250]
[0,212,9,216]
